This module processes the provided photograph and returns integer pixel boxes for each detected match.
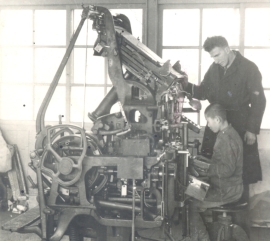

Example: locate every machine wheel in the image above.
[40,124,88,187]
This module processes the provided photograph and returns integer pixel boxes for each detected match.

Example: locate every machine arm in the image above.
[35,6,93,135]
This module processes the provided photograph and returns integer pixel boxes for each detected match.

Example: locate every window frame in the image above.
[0,3,146,124]
[158,2,270,128]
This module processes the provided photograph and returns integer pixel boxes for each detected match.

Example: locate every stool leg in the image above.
[232,210,250,238]
[212,211,219,222]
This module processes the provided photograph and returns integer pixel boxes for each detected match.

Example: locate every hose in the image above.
[92,174,108,195]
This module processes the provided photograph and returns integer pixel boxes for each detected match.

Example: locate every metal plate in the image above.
[2,206,40,231]
[117,157,143,179]
[122,139,150,156]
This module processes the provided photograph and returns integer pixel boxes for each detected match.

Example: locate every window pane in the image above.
[162,49,199,84]
[0,85,33,120]
[201,50,214,79]
[110,9,143,41]
[70,87,104,122]
[244,49,270,88]
[245,8,270,46]
[0,48,33,83]
[202,9,240,46]
[163,9,200,46]
[107,72,112,85]
[34,86,66,121]
[74,9,98,46]
[35,48,66,83]
[0,10,33,45]
[35,10,66,45]
[74,48,105,84]
[261,90,270,129]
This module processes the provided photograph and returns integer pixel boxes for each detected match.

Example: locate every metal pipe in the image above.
[88,87,118,121]
[96,200,156,220]
[108,197,156,204]
[165,162,168,217]
[186,204,190,237]
[150,188,162,210]
[161,164,165,219]
[28,163,52,188]
[14,145,28,195]
[132,179,136,241]
[35,156,47,239]
[99,128,122,135]
[97,200,141,212]
[140,188,144,220]
[183,122,188,150]
[36,7,90,134]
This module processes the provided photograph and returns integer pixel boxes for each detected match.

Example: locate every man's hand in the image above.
[196,169,209,177]
[172,60,189,89]
[195,155,212,163]
[244,131,256,145]
[180,74,189,90]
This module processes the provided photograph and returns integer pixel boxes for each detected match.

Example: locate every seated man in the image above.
[189,103,244,241]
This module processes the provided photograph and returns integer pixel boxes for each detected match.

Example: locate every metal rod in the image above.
[35,157,47,239]
[165,161,168,217]
[13,145,28,195]
[96,200,156,220]
[161,164,165,219]
[186,204,190,237]
[28,163,51,188]
[132,179,136,241]
[108,197,156,204]
[183,122,188,150]
[36,7,90,134]
[97,200,140,212]
[140,189,145,219]
[82,19,89,129]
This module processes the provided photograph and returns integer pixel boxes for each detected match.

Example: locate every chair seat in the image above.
[210,199,248,213]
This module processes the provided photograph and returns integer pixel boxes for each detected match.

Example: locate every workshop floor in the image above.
[0,209,270,241]
[0,210,70,241]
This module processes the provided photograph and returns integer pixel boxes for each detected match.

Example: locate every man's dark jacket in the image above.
[186,51,266,184]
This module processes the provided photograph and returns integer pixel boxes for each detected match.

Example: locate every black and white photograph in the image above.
[0,0,269,240]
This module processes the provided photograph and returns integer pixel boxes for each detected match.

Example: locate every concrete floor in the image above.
[0,210,69,241]
[1,208,270,241]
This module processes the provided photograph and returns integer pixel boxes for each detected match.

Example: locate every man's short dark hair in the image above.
[203,36,229,52]
[205,103,227,122]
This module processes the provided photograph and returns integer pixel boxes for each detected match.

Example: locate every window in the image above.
[0,9,66,121]
[0,7,143,124]
[0,10,33,120]
[71,8,143,123]
[160,5,270,129]
[244,8,270,129]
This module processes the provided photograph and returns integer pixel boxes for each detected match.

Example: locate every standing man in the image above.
[184,36,266,196]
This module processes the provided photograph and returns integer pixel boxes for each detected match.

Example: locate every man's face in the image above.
[209,46,230,67]
[205,116,220,133]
